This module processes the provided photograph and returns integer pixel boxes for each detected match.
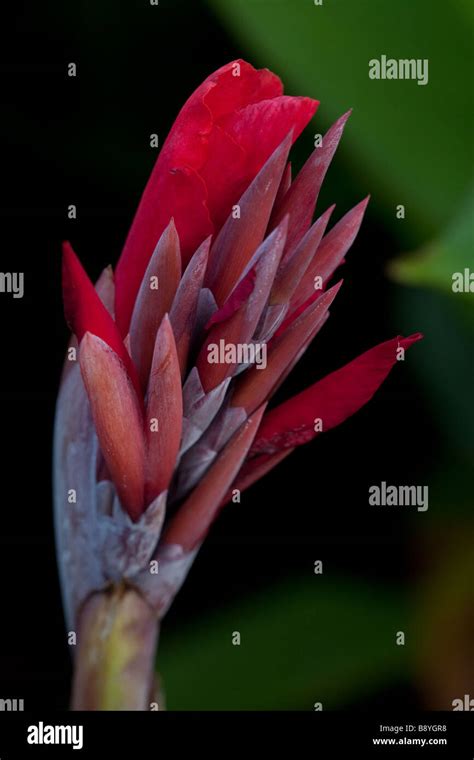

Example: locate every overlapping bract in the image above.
[55,60,421,624]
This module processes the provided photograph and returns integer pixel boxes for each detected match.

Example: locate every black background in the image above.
[0,0,431,711]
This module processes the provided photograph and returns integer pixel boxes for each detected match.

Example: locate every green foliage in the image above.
[395,285,474,461]
[391,187,474,295]
[159,578,408,709]
[209,0,474,243]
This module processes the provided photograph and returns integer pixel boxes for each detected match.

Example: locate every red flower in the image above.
[114,59,317,335]
[54,60,421,709]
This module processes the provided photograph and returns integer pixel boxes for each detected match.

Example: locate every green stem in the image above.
[71,584,160,710]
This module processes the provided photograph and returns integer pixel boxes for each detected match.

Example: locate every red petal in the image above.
[251,333,423,455]
[115,167,211,335]
[204,94,316,233]
[145,316,183,504]
[129,220,181,389]
[79,333,145,521]
[203,60,283,117]
[197,124,246,232]
[115,60,316,334]
[220,94,317,180]
[62,242,141,398]
[163,405,266,551]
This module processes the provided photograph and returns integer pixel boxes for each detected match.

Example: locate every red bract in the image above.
[54,60,422,709]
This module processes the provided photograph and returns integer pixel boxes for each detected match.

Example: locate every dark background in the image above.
[0,0,470,712]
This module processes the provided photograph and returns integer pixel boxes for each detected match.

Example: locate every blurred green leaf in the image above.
[158,577,407,709]
[395,285,474,461]
[390,185,474,294]
[456,0,474,25]
[414,528,474,708]
[208,0,474,242]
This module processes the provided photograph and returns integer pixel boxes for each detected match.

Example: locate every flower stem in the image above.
[71,584,159,710]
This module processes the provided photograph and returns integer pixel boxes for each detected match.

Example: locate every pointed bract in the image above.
[251,333,423,455]
[95,266,115,317]
[231,282,342,414]
[170,237,210,377]
[145,316,183,504]
[163,406,266,551]
[270,111,351,254]
[79,333,146,521]
[290,196,370,314]
[62,242,141,397]
[274,161,292,209]
[205,132,292,305]
[130,220,181,389]
[270,205,335,305]
[205,267,257,330]
[197,218,288,391]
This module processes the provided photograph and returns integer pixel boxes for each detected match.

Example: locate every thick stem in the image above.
[71,584,159,710]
